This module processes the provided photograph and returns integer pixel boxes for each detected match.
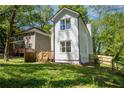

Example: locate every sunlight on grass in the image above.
[0,57,24,63]
[0,58,124,88]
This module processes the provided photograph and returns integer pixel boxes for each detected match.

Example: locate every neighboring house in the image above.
[51,8,93,64]
[12,27,51,55]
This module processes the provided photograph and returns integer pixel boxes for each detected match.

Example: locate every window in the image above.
[60,18,71,30]
[26,43,32,48]
[60,41,71,52]
[66,18,71,29]
[60,20,65,30]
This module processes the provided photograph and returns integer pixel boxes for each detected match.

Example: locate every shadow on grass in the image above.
[0,62,124,88]
[0,63,81,74]
[49,78,93,88]
[0,78,47,88]
[0,76,122,88]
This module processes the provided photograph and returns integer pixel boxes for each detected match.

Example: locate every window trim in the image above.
[60,40,72,53]
[60,19,65,30]
[66,18,71,29]
[60,18,71,31]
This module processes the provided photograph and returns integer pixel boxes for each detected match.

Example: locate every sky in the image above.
[51,5,124,21]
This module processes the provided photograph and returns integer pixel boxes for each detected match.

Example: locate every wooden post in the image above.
[112,59,115,71]
[24,48,26,62]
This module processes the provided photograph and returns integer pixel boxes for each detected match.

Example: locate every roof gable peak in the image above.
[51,7,79,21]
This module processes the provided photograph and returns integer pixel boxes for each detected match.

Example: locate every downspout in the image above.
[51,20,55,62]
[78,16,81,64]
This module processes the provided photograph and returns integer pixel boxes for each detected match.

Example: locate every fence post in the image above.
[112,59,115,72]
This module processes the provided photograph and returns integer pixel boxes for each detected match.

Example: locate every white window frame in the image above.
[60,18,71,30]
[60,40,71,53]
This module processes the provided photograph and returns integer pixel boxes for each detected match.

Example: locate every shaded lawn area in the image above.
[0,58,124,88]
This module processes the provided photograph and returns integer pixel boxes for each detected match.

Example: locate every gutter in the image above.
[77,16,81,64]
[51,20,55,62]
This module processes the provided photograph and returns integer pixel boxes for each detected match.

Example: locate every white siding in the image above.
[54,14,79,64]
[86,24,93,55]
[79,17,89,63]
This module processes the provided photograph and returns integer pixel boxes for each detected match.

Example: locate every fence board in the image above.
[36,51,54,62]
[89,54,113,65]
[97,55,113,64]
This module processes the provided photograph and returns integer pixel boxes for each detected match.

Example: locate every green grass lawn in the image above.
[0,58,124,88]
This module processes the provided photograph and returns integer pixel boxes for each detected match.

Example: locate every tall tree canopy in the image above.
[88,6,124,54]
[0,5,54,61]
[99,13,124,56]
[88,6,124,66]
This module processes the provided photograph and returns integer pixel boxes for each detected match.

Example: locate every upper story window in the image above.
[66,18,71,29]
[60,19,65,30]
[60,18,71,30]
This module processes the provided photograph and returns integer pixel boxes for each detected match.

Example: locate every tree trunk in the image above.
[112,40,124,71]
[4,6,17,62]
[97,42,101,55]
[93,36,96,55]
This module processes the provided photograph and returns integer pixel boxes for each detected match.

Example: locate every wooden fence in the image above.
[36,51,54,62]
[24,51,113,64]
[97,55,113,64]
[15,48,35,54]
[24,51,54,62]
[89,54,113,64]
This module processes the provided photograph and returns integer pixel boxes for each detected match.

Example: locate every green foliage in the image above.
[0,58,124,88]
[15,5,53,30]
[89,6,124,60]
[0,5,54,33]
[99,13,124,56]
[0,5,54,52]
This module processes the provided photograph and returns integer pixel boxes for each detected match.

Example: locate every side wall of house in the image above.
[35,33,51,51]
[51,28,54,52]
[54,13,79,64]
[79,17,89,63]
[86,24,93,55]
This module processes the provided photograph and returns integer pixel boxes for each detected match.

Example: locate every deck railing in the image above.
[15,48,35,54]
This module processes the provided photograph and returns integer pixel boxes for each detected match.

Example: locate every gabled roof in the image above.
[51,7,80,21]
[16,27,49,37]
[51,7,90,32]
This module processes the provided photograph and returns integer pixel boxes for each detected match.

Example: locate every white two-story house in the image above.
[51,8,93,64]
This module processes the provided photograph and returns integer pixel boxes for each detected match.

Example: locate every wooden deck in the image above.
[15,48,35,54]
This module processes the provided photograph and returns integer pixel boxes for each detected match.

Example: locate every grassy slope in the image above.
[0,58,124,88]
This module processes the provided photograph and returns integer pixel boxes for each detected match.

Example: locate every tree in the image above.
[88,6,113,54]
[112,40,124,71]
[99,13,124,56]
[88,6,124,55]
[0,5,18,62]
[16,5,53,31]
[0,5,54,62]
[99,13,124,70]
[0,28,7,52]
